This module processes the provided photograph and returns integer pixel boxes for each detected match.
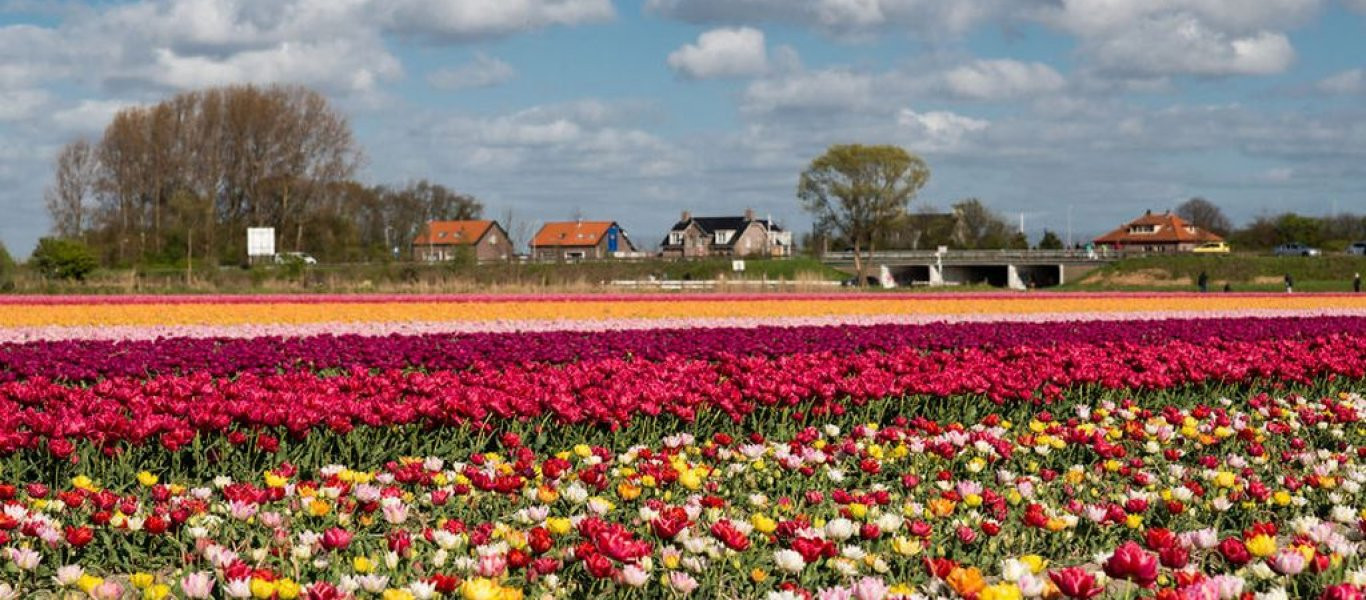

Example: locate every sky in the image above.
[1,0,1364,256]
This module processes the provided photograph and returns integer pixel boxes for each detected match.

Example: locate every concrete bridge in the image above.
[822,249,1119,289]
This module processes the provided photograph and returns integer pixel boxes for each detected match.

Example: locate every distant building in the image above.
[1093,210,1223,253]
[661,209,793,258]
[412,220,513,262]
[530,220,637,261]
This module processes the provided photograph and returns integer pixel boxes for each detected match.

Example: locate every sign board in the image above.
[247,228,276,258]
[732,260,746,272]
[937,245,948,256]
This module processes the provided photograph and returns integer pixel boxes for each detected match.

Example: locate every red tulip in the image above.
[1049,567,1103,599]
[321,527,352,551]
[1104,541,1159,587]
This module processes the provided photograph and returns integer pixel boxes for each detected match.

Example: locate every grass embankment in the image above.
[1070,254,1366,292]
[2,257,848,295]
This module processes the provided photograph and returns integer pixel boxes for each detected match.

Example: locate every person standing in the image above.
[1197,271,1208,293]
[1284,273,1294,294]
[1355,272,1361,293]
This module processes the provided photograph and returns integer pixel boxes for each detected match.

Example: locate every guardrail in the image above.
[822,250,1117,261]
[609,279,841,290]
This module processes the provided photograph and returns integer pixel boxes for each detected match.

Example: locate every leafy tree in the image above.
[1175,197,1232,236]
[30,238,98,281]
[951,198,1015,249]
[1037,230,1064,250]
[1275,213,1325,247]
[0,240,15,291]
[799,144,930,285]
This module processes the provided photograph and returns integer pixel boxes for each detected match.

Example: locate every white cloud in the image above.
[425,100,691,177]
[428,53,517,90]
[742,68,884,113]
[897,108,989,151]
[667,27,769,79]
[379,0,615,41]
[1318,69,1365,95]
[1037,1,1309,77]
[646,0,1005,37]
[0,89,50,121]
[943,59,1065,100]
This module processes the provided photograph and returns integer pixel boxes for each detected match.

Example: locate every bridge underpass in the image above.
[825,250,1113,290]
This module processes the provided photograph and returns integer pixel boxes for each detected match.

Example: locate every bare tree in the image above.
[55,84,363,265]
[500,206,535,255]
[45,139,101,240]
[1176,197,1232,236]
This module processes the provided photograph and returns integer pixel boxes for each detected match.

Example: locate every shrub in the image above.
[30,237,99,281]
[0,240,15,291]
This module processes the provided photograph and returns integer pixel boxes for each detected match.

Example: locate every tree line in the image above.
[796,144,1365,287]
[43,84,484,268]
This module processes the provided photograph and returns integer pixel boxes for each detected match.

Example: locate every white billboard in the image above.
[247,228,276,257]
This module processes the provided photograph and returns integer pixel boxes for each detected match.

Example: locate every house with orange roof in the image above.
[1093,210,1223,253]
[530,220,636,261]
[412,220,513,263]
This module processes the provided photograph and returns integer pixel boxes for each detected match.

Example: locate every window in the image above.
[438,232,447,238]
[1128,225,1157,234]
[669,231,684,245]
[715,230,735,245]
[488,234,498,244]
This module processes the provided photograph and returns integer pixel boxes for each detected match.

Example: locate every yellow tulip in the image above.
[461,578,503,600]
[276,579,301,599]
[250,578,277,600]
[129,572,155,589]
[353,556,374,573]
[137,471,159,487]
[1246,534,1276,558]
[143,584,172,600]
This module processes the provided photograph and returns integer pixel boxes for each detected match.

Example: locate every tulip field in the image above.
[3,293,1366,600]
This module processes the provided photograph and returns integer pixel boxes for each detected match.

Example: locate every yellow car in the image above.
[1192,242,1231,254]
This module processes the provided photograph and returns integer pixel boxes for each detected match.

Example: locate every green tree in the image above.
[798,144,930,285]
[1037,230,1064,250]
[30,238,98,281]
[0,240,15,291]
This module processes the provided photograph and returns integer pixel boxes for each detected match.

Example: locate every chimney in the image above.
[744,208,755,221]
[681,210,691,222]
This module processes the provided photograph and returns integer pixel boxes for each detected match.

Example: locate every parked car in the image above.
[1349,241,1366,256]
[1273,243,1321,257]
[1191,242,1231,254]
[273,252,318,265]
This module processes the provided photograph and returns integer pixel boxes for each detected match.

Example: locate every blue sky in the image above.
[1,0,1364,256]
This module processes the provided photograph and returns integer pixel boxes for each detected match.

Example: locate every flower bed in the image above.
[1,394,1364,599]
[1,294,1365,598]
[5,316,1366,383]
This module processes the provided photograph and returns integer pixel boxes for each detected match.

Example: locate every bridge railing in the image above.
[822,249,1117,261]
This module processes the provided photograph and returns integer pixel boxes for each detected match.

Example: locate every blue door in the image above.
[607,226,619,253]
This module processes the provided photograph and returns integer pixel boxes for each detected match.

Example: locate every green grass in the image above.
[1068,253,1366,291]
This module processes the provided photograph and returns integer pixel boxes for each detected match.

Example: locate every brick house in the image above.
[530,220,636,261]
[660,209,793,258]
[1093,210,1223,253]
[412,220,514,262]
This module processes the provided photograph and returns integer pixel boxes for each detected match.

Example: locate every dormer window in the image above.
[1128,225,1157,234]
[669,231,684,245]
[715,230,735,244]
[439,232,447,238]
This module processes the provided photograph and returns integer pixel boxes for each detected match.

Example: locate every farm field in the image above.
[2,293,1366,599]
